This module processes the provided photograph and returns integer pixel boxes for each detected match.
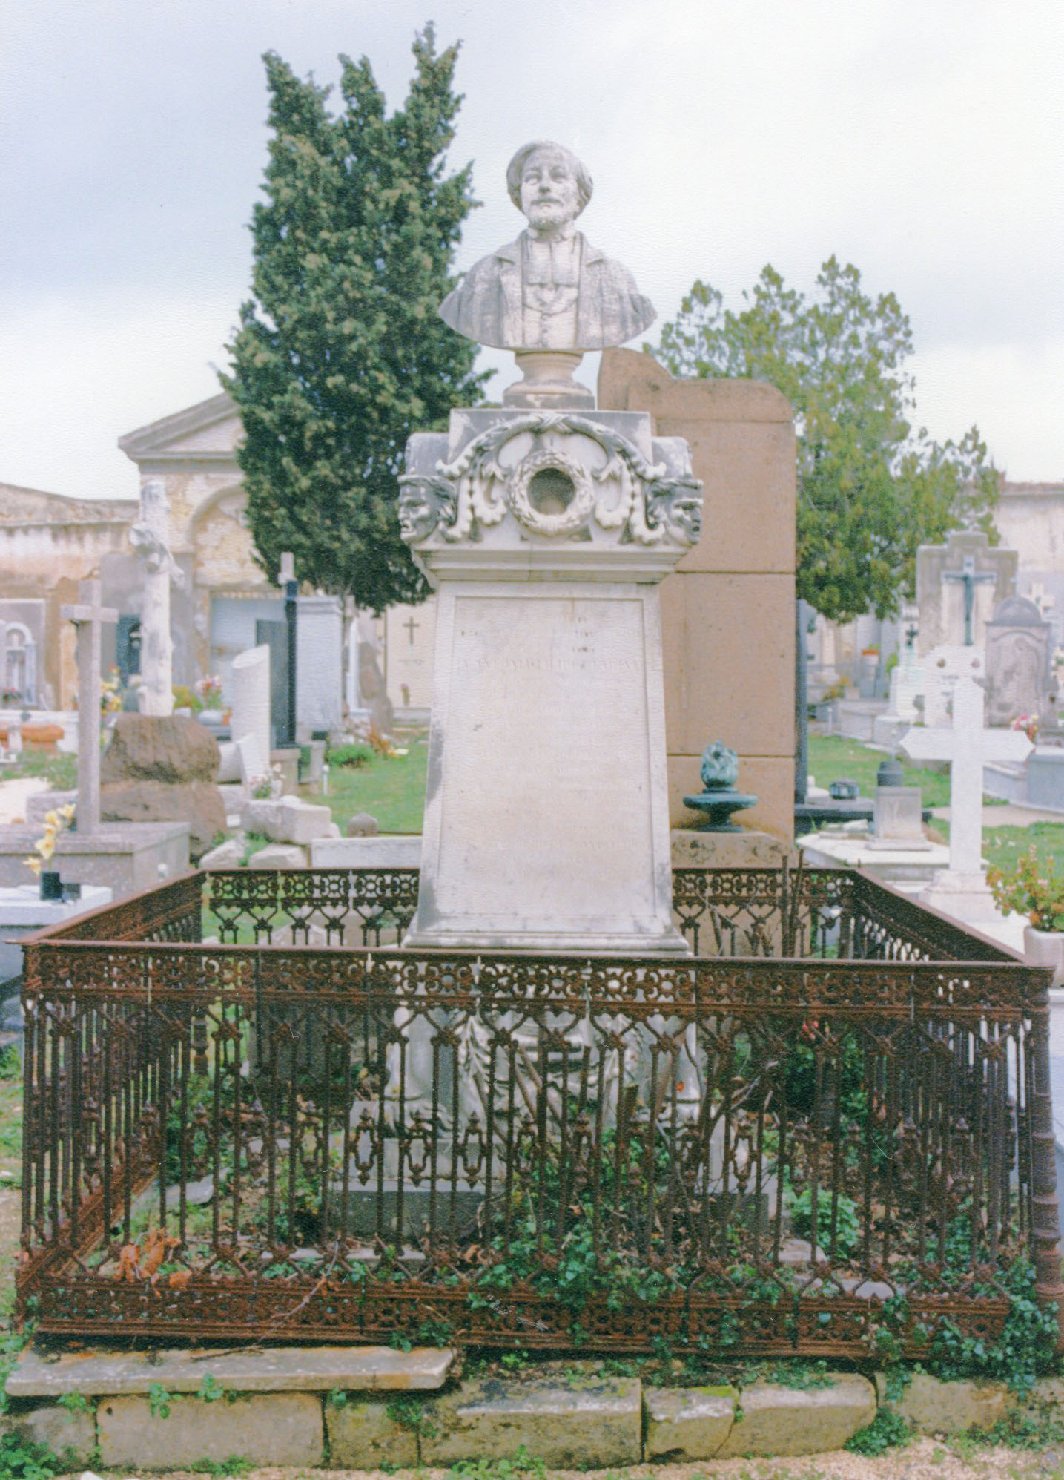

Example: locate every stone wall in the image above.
[0,483,134,705]
[598,350,797,840]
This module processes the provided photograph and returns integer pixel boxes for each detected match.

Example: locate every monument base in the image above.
[918,869,998,923]
[403,922,690,955]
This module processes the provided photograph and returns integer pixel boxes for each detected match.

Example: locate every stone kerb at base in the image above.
[398,407,701,955]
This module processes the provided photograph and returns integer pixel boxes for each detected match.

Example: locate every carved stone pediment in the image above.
[400,411,702,562]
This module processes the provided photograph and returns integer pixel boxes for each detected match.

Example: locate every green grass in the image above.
[304,734,428,834]
[0,749,75,790]
[807,733,953,808]
[0,1058,19,1184]
[983,822,1064,876]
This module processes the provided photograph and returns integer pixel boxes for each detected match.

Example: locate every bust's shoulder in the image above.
[466,236,524,279]
[580,237,637,285]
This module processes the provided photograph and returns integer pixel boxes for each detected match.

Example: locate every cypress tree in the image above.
[223,27,485,610]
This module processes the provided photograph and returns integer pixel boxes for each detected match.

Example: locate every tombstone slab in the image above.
[296,594,344,736]
[916,529,1018,654]
[985,594,1054,727]
[230,644,272,782]
[922,642,986,727]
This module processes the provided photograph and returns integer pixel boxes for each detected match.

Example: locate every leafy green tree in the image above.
[223,28,486,611]
[655,258,998,621]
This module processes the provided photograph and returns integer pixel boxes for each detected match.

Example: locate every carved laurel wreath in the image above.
[399,412,702,548]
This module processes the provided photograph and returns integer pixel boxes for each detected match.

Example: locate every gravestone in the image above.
[356,613,394,735]
[295,595,343,737]
[254,621,287,750]
[985,594,1054,728]
[872,635,925,749]
[922,643,986,727]
[902,676,1033,921]
[230,646,271,787]
[915,530,1017,655]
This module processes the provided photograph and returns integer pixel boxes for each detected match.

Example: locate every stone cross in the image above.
[901,677,1031,883]
[943,556,996,646]
[61,579,118,835]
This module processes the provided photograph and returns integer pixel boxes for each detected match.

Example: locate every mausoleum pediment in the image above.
[119,393,242,467]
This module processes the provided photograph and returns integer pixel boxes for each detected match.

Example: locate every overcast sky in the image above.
[1,0,1062,503]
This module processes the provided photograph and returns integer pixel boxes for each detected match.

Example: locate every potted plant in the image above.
[987,846,1064,984]
[195,675,224,724]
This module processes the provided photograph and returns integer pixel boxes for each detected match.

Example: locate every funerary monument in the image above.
[403,142,700,952]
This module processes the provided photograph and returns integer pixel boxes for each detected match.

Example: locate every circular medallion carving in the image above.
[506,448,595,535]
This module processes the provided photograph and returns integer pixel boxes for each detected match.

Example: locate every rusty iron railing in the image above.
[17,866,1063,1355]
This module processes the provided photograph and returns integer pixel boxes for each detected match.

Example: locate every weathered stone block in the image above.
[198,837,245,870]
[422,1374,641,1468]
[102,713,220,782]
[346,811,380,837]
[876,1371,1012,1433]
[3,1403,96,1465]
[248,842,307,868]
[326,1397,418,1468]
[100,779,226,857]
[645,1385,736,1460]
[96,1392,322,1470]
[8,1343,456,1397]
[243,796,334,844]
[718,1374,876,1457]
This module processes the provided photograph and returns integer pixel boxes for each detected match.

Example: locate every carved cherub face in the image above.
[519,148,582,231]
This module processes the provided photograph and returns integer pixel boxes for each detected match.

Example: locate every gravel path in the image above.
[0,775,47,825]
[65,1444,1060,1480]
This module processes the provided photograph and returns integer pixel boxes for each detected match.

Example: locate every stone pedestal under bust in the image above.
[399,407,701,954]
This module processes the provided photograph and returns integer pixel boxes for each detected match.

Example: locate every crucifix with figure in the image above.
[943,556,996,646]
[901,676,1031,900]
[62,578,118,835]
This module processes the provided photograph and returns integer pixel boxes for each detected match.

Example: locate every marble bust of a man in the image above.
[439,141,655,352]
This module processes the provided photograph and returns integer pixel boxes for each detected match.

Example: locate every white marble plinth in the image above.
[918,869,999,924]
[296,595,344,736]
[405,583,684,953]
[310,836,421,868]
[230,645,272,779]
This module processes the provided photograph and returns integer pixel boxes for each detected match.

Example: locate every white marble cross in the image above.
[901,676,1032,885]
[61,578,118,835]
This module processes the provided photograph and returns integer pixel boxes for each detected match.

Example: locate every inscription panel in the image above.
[435,593,654,925]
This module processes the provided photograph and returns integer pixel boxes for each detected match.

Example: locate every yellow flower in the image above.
[44,810,59,828]
[23,856,41,876]
[35,838,55,861]
[58,804,76,821]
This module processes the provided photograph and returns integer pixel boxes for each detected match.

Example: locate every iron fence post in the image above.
[1027,968,1064,1346]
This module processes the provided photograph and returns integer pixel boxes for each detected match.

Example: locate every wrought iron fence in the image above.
[17,866,1063,1357]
